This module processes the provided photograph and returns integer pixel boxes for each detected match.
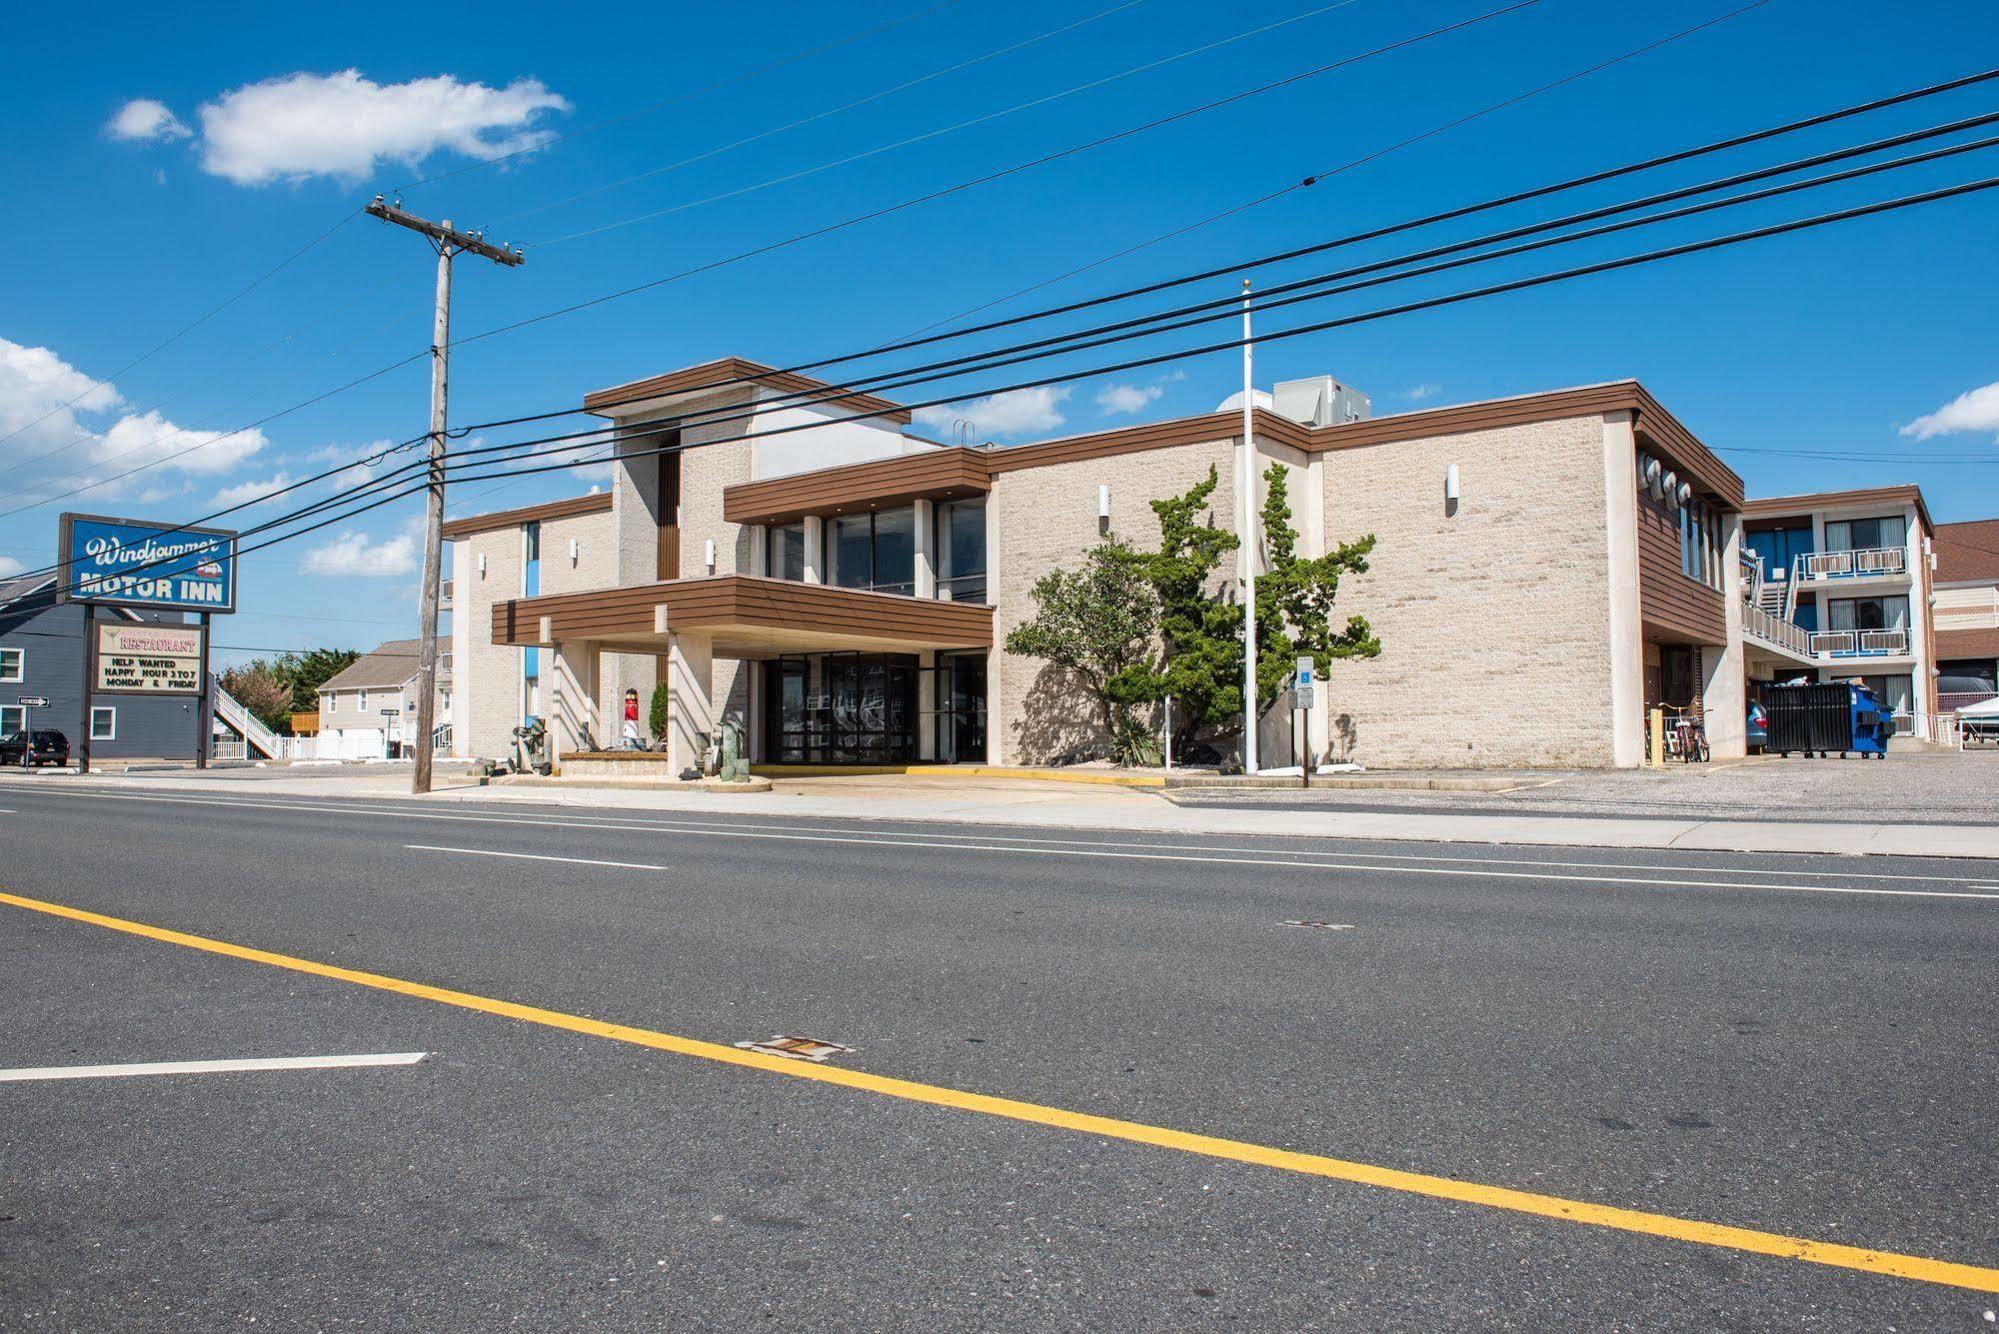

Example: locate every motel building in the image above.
[441,356,1959,775]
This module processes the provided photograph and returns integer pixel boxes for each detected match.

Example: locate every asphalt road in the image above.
[1,784,1995,1330]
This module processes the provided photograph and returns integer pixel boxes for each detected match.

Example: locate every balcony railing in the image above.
[440,579,454,609]
[1743,602,1811,657]
[1794,547,1907,581]
[1808,627,1909,657]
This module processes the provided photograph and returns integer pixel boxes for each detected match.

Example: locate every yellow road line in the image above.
[5,886,1995,1295]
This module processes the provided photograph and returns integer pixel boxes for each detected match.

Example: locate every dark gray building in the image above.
[0,574,209,762]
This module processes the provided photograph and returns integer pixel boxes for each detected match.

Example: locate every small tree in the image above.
[1255,462,1380,707]
[218,663,294,734]
[1003,534,1161,765]
[1141,463,1242,755]
[272,648,360,714]
[648,681,671,746]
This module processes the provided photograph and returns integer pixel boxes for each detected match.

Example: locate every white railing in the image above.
[211,685,282,758]
[1794,546,1908,581]
[1743,602,1812,658]
[1807,627,1909,657]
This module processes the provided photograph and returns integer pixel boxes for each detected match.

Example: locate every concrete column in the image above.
[1706,513,1748,759]
[916,650,937,760]
[984,648,1002,764]
[803,516,825,584]
[548,638,600,758]
[668,631,716,774]
[1601,411,1646,768]
[914,499,936,599]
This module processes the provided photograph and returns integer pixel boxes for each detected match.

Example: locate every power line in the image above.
[14,88,1997,596]
[451,61,1999,438]
[0,211,362,456]
[492,0,1154,229]
[526,0,1375,247]
[29,167,1999,603]
[897,0,1776,339]
[392,0,971,193]
[449,1,1537,345]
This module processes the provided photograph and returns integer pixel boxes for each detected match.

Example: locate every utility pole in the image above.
[1239,277,1258,776]
[365,196,523,795]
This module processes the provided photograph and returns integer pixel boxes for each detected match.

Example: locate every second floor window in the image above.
[831,507,915,596]
[1825,515,1905,554]
[766,522,805,581]
[937,498,987,602]
[0,647,21,683]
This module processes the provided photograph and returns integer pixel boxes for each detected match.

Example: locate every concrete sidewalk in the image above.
[6,767,1996,859]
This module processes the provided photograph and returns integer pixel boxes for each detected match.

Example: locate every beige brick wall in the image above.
[1320,414,1615,768]
[456,528,524,761]
[677,426,755,728]
[989,438,1238,764]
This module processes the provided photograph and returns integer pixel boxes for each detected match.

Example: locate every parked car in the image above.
[0,728,69,768]
[1746,702,1768,753]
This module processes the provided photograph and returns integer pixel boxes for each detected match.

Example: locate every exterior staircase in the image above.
[211,682,281,759]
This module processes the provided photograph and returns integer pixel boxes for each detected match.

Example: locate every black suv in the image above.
[0,728,69,768]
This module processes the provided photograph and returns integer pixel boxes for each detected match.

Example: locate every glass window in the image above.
[1826,515,1906,553]
[0,705,23,737]
[937,499,987,602]
[828,508,916,595]
[872,507,914,595]
[0,647,20,683]
[90,707,115,741]
[1828,596,1910,631]
[765,523,806,581]
[830,515,872,589]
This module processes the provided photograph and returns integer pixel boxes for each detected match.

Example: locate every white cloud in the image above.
[211,471,292,509]
[305,442,388,485]
[197,70,569,185]
[0,557,23,578]
[1403,383,1441,401]
[1095,382,1163,416]
[1902,380,1999,441]
[914,386,1071,438]
[302,528,419,577]
[86,408,266,476]
[107,99,191,143]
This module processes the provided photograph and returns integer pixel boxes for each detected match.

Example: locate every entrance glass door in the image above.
[930,653,987,763]
[761,653,918,763]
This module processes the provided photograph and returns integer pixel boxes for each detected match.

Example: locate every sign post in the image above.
[1294,655,1316,790]
[78,602,94,775]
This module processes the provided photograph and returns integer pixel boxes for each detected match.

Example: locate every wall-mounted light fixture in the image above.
[704,538,717,574]
[477,552,487,576]
[568,537,579,565]
[1444,463,1460,517]
[1098,484,1111,535]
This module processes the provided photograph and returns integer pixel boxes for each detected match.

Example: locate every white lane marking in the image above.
[29,789,1997,902]
[406,843,668,871]
[22,788,1996,887]
[0,1052,428,1083]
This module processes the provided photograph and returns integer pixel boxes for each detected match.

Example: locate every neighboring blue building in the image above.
[0,573,209,762]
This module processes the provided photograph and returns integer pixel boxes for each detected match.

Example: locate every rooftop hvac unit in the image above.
[1271,375,1371,427]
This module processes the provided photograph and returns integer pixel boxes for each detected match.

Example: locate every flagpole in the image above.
[1240,277,1258,776]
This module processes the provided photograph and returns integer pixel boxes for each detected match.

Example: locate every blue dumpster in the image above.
[1764,682,1889,759]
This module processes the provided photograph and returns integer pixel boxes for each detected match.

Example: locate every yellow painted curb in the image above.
[750,764,1166,788]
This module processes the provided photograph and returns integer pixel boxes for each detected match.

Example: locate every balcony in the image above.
[1808,627,1909,658]
[1793,547,1907,583]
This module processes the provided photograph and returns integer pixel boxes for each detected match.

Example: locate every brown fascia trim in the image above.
[439,490,613,541]
[581,357,914,425]
[723,447,993,525]
[1741,484,1933,533]
[710,381,1743,525]
[492,574,994,647]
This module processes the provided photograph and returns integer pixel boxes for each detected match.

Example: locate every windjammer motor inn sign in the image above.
[94,623,206,696]
[58,513,238,613]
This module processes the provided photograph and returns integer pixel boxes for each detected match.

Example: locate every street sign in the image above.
[1295,684,1316,710]
[58,513,237,613]
[1295,655,1315,687]
[380,707,401,717]
[17,696,49,708]
[94,623,205,695]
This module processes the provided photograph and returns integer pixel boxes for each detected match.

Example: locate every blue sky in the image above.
[4,0,1997,664]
